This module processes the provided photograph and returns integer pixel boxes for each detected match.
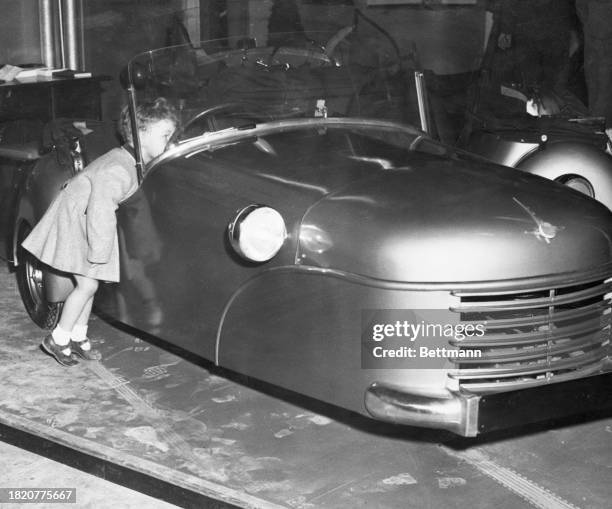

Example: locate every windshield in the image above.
[127,25,427,147]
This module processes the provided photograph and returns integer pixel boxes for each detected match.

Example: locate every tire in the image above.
[15,222,63,329]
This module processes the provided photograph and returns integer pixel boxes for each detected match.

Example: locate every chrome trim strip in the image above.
[150,117,423,171]
[414,71,431,134]
[215,264,612,294]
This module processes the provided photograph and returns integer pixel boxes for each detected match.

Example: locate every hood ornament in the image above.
[513,197,562,244]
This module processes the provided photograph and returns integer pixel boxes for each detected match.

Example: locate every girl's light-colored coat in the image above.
[22,147,138,282]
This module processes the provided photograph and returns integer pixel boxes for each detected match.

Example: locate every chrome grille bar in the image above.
[451,281,612,312]
[453,362,608,393]
[459,301,609,329]
[449,349,607,379]
[450,315,610,347]
[449,335,608,364]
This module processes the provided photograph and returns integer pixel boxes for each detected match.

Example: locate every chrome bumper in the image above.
[364,369,612,437]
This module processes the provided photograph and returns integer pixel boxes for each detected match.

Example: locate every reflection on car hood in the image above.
[298,158,612,284]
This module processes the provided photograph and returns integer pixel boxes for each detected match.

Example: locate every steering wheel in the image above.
[169,102,270,144]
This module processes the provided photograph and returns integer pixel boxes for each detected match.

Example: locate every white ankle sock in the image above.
[71,325,88,342]
[51,326,72,354]
[52,325,71,345]
[71,325,91,350]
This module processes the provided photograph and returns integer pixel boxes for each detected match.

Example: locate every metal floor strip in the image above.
[440,446,581,509]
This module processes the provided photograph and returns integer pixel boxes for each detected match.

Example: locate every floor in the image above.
[0,440,180,509]
[0,263,611,509]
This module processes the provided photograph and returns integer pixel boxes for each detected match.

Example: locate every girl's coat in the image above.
[22,147,138,282]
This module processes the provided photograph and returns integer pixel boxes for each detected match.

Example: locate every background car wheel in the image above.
[15,222,63,329]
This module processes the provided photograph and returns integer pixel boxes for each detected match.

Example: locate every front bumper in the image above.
[364,368,612,436]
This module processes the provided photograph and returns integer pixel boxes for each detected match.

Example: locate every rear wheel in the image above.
[15,222,63,329]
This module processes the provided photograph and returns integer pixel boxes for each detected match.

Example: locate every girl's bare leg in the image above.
[75,294,94,327]
[57,275,99,332]
[66,276,102,360]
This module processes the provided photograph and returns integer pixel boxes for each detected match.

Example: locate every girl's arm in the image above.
[86,164,131,264]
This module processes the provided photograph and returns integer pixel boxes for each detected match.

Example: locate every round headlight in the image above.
[228,205,287,262]
[556,175,595,198]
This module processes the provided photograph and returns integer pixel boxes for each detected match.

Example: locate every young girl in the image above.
[22,97,178,366]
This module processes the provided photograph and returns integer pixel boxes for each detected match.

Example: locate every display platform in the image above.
[0,265,610,509]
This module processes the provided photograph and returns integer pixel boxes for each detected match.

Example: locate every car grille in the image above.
[448,279,612,392]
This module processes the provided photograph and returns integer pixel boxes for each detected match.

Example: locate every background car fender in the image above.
[514,141,612,211]
[12,196,34,264]
[2,160,34,265]
[12,152,75,302]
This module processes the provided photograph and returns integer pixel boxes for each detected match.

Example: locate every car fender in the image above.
[2,163,33,265]
[216,265,453,416]
[12,200,34,265]
[12,153,75,301]
[515,141,612,210]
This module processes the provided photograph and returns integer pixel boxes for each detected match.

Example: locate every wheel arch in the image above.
[515,141,612,210]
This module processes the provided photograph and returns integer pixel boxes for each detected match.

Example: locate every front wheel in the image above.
[15,222,62,329]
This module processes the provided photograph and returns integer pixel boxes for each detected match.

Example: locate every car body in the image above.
[3,35,612,437]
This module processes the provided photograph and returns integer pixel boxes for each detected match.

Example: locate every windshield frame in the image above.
[147,116,425,174]
[124,31,424,180]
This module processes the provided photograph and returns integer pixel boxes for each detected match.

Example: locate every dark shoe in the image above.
[70,339,102,361]
[41,334,79,367]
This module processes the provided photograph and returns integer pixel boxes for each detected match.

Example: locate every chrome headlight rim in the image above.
[228,204,287,263]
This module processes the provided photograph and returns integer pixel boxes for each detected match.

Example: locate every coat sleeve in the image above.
[86,164,131,264]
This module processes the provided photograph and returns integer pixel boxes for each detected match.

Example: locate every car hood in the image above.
[297,158,612,283]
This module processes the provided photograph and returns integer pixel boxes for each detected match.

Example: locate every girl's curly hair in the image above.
[118,97,178,146]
